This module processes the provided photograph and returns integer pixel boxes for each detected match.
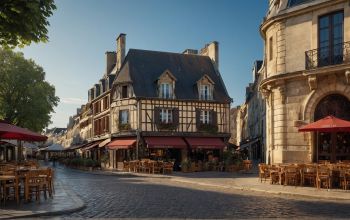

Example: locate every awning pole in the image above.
[316,131,319,163]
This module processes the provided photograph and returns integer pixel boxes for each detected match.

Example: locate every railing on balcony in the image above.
[305,42,350,70]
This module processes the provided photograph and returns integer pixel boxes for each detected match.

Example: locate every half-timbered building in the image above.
[107,35,232,170]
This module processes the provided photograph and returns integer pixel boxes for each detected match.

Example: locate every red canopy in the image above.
[185,137,225,149]
[107,138,136,150]
[0,121,47,141]
[298,115,350,133]
[144,137,187,149]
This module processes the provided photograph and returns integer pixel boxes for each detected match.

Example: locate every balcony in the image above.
[305,42,350,70]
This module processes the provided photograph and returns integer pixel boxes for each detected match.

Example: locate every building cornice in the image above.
[260,0,346,39]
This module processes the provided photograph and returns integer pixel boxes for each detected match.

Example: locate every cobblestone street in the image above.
[52,166,350,219]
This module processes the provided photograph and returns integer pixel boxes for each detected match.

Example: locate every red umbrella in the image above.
[0,121,47,141]
[298,115,350,133]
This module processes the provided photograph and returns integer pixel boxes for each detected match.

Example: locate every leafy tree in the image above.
[0,49,59,132]
[0,0,56,48]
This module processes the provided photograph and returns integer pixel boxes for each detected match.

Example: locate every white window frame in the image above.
[200,110,210,124]
[120,110,129,124]
[160,109,173,124]
[200,84,212,100]
[160,83,172,99]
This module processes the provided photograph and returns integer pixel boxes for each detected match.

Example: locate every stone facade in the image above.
[260,0,350,164]
[235,61,266,161]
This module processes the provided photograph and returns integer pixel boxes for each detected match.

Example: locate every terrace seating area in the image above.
[124,159,175,174]
[0,160,54,204]
[259,161,350,190]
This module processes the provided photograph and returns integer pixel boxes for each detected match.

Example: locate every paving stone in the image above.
[51,166,350,219]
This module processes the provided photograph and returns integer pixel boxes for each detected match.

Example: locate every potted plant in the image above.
[181,159,192,173]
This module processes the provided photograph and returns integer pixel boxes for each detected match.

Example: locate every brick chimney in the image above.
[200,41,219,69]
[105,51,116,74]
[116,33,126,71]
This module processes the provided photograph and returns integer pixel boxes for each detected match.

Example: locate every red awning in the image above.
[298,115,350,133]
[0,121,47,141]
[185,137,225,149]
[144,137,187,149]
[107,138,136,150]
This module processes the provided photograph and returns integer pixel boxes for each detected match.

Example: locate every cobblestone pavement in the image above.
[55,167,350,219]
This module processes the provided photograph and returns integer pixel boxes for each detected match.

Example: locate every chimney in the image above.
[200,41,219,69]
[116,33,126,71]
[105,51,116,74]
[182,49,198,55]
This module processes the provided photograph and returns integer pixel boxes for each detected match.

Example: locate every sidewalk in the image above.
[0,178,85,219]
[96,169,350,201]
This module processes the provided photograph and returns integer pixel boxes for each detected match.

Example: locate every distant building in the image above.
[236,61,266,162]
[260,0,350,163]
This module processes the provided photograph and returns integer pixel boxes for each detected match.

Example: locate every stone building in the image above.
[229,107,239,146]
[259,0,350,164]
[238,61,266,162]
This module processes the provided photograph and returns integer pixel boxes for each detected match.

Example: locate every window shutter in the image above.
[119,110,122,124]
[172,108,179,126]
[211,110,217,126]
[106,116,109,132]
[195,108,201,128]
[154,107,161,124]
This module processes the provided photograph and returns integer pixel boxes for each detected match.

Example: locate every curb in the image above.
[169,178,350,202]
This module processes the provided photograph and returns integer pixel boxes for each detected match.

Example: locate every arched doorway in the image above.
[314,94,350,162]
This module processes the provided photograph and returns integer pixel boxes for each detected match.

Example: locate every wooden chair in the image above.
[25,170,49,202]
[258,163,270,183]
[301,165,317,187]
[316,165,332,189]
[2,171,20,204]
[284,165,300,186]
[123,161,130,172]
[153,162,162,174]
[162,162,174,174]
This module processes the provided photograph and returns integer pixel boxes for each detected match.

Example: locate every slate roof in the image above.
[114,49,231,103]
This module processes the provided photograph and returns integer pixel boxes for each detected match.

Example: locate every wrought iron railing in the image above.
[305,41,350,70]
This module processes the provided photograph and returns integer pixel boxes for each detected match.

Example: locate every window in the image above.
[160,109,173,124]
[269,37,273,61]
[121,85,128,99]
[288,0,313,8]
[103,96,109,110]
[119,110,129,124]
[200,85,212,100]
[160,83,172,99]
[200,110,211,124]
[318,11,344,67]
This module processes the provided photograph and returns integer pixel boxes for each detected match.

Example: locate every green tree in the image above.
[0,49,59,132]
[0,0,56,48]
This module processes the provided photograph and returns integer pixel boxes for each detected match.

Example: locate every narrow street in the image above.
[54,166,350,219]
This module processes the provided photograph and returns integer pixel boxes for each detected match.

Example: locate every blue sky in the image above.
[19,0,267,128]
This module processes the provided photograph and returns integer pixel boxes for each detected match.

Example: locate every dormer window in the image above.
[160,83,172,99]
[197,74,214,101]
[200,84,212,100]
[121,85,128,98]
[157,70,176,99]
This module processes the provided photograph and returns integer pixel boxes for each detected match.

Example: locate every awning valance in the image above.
[144,137,187,149]
[107,138,136,150]
[82,141,101,151]
[185,137,225,149]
